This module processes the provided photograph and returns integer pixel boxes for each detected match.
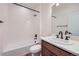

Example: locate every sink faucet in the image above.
[65,30,69,35]
[59,31,63,39]
[65,30,72,40]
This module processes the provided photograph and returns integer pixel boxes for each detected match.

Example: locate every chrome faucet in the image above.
[65,30,69,35]
[65,30,72,40]
[59,31,63,39]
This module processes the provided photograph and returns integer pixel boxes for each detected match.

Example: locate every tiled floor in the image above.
[26,53,32,56]
[25,52,41,56]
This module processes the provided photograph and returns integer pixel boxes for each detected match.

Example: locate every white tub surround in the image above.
[41,36,79,56]
[2,39,41,56]
[2,41,34,56]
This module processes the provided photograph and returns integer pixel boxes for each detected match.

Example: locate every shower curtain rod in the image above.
[13,3,40,13]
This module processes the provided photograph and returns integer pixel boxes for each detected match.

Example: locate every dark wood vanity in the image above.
[41,40,76,56]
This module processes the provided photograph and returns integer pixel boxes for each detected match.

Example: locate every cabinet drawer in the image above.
[42,40,75,56]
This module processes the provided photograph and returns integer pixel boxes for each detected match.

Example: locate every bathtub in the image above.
[2,39,41,56]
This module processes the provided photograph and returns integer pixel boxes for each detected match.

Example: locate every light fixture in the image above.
[51,3,59,7]
[50,3,55,7]
[56,3,59,6]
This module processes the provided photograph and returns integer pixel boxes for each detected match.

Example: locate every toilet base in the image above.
[31,52,41,56]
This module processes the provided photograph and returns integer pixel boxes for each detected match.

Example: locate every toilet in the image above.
[30,44,41,56]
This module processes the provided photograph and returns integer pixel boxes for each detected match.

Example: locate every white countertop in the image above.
[41,36,79,56]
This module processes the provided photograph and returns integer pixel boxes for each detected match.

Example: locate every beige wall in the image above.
[40,3,52,37]
[1,3,40,54]
[0,3,52,55]
[0,4,8,55]
[7,4,40,44]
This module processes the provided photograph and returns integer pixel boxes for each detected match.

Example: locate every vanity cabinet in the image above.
[41,40,75,56]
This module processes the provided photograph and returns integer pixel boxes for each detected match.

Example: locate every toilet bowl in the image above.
[30,44,41,56]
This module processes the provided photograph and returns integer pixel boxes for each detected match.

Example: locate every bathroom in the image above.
[0,3,79,56]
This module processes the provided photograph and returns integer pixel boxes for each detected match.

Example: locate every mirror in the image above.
[51,3,79,36]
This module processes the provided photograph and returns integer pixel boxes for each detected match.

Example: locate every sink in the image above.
[47,36,73,45]
[46,36,56,39]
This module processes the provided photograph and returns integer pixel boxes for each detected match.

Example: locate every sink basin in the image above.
[46,36,56,39]
[47,36,73,45]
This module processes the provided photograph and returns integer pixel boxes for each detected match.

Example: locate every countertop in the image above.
[41,36,79,56]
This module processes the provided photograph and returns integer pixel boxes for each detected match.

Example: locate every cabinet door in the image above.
[42,40,56,56]
[42,46,56,56]
[42,40,75,56]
